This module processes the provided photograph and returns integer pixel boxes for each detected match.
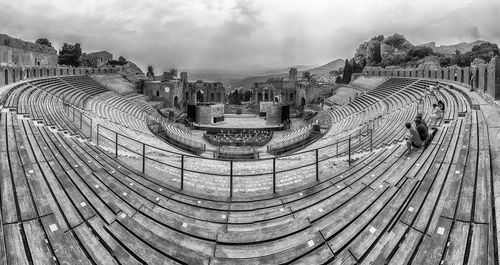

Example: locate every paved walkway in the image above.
[453,84,500,259]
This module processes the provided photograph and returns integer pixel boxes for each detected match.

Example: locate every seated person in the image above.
[405,122,422,154]
[415,114,428,129]
[430,103,443,124]
[415,119,429,141]
[438,100,445,111]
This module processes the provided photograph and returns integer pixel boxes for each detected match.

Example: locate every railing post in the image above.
[273,158,276,194]
[348,135,351,166]
[115,133,118,158]
[230,161,233,198]
[336,140,339,157]
[315,149,319,181]
[142,144,146,174]
[180,155,184,190]
[370,128,373,152]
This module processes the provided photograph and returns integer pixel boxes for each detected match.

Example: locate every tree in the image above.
[453,42,500,67]
[146,65,155,78]
[342,59,353,83]
[35,37,52,48]
[407,46,433,59]
[383,33,406,49]
[228,90,241,105]
[58,43,82,67]
[80,53,97,68]
[371,35,384,42]
[370,42,382,65]
[118,56,127,63]
[302,71,312,81]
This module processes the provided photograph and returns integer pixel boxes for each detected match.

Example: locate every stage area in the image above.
[195,114,282,130]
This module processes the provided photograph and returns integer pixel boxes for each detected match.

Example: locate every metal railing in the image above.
[93,119,376,198]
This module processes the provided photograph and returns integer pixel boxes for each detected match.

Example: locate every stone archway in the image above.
[4,69,9,85]
[174,96,179,108]
[196,90,204,103]
[301,97,306,106]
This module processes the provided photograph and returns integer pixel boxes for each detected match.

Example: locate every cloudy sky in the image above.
[1,0,499,73]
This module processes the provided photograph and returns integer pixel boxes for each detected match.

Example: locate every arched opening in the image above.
[210,93,214,102]
[257,93,263,102]
[409,71,412,77]
[484,68,488,92]
[4,69,9,85]
[428,70,431,78]
[54,69,56,75]
[26,69,29,79]
[185,92,189,103]
[289,92,294,102]
[264,93,269,101]
[174,96,179,108]
[403,71,406,77]
[475,68,479,89]
[156,90,160,97]
[441,69,444,79]
[46,69,49,76]
[67,69,69,75]
[301,97,306,106]
[460,69,464,83]
[12,69,16,83]
[196,90,204,103]
[60,69,63,75]
[73,69,76,75]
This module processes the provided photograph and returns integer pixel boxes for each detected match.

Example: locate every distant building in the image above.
[252,68,315,107]
[143,70,225,108]
[86,51,113,67]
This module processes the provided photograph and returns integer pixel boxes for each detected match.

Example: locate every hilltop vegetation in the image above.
[353,33,499,68]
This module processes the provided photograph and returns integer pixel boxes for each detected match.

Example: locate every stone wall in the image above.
[0,45,58,66]
[362,57,500,99]
[0,65,116,87]
[266,104,282,125]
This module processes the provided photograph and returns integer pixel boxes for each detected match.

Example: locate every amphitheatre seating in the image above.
[0,74,496,264]
[59,75,109,96]
[267,124,314,154]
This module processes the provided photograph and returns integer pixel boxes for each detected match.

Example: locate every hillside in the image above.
[352,33,498,69]
[420,40,486,55]
[91,74,137,95]
[307,59,344,75]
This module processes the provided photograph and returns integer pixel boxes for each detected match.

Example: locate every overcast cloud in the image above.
[1,0,499,73]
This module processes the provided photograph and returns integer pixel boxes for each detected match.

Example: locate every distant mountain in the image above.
[223,59,344,90]
[260,65,315,76]
[306,59,345,75]
[419,40,486,55]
